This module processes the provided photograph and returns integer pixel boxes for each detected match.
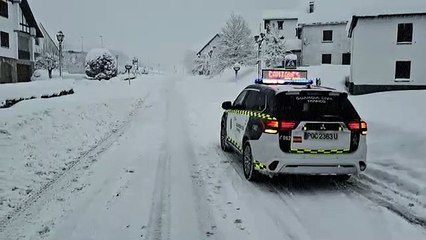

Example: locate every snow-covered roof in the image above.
[196,34,220,56]
[299,0,426,26]
[349,12,426,37]
[262,10,300,20]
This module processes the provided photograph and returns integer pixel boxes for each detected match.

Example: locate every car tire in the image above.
[221,120,232,152]
[243,142,260,181]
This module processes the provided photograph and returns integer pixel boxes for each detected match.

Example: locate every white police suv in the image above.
[220,69,367,181]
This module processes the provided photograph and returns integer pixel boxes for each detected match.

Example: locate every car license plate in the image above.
[304,132,338,140]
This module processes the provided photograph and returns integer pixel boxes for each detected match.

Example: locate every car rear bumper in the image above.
[249,134,367,176]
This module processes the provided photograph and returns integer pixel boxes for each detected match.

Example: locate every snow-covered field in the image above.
[0,67,425,239]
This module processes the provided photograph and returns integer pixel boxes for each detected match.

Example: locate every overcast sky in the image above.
[28,0,299,68]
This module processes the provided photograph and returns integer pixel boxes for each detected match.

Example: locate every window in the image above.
[277,21,284,30]
[0,0,8,18]
[0,31,9,48]
[35,38,40,46]
[245,91,266,112]
[264,20,271,31]
[397,23,413,43]
[277,94,360,121]
[309,1,315,13]
[342,53,351,65]
[323,30,333,42]
[395,61,411,80]
[233,90,248,109]
[322,54,332,64]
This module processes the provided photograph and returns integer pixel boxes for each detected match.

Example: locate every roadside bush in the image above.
[85,49,117,80]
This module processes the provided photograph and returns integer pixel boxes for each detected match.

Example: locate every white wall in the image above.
[263,18,301,51]
[301,23,350,66]
[0,1,18,59]
[351,15,426,86]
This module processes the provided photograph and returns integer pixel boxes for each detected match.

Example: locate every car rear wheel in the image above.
[221,120,232,152]
[243,142,260,181]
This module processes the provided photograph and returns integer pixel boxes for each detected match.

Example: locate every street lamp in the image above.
[56,31,65,77]
[254,33,265,79]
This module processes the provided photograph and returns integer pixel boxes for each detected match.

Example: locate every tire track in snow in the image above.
[341,179,426,229]
[144,144,171,240]
[0,96,148,236]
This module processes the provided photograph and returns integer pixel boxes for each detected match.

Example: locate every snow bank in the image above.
[0,74,163,219]
[0,79,75,104]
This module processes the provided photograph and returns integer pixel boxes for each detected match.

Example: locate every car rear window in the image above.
[276,92,360,122]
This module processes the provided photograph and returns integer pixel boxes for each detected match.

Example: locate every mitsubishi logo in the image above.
[320,124,326,130]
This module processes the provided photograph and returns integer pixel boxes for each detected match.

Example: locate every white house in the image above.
[196,33,220,58]
[298,0,351,66]
[348,12,426,94]
[0,0,43,84]
[262,10,302,59]
[34,22,59,60]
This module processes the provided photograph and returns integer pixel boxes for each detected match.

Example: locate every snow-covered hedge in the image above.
[0,80,75,108]
[85,49,117,80]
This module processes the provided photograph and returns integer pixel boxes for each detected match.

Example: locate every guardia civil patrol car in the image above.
[220,69,367,181]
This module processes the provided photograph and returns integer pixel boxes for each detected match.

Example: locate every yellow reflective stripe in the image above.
[227,110,277,121]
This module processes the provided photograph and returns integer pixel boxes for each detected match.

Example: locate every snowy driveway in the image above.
[1,73,426,239]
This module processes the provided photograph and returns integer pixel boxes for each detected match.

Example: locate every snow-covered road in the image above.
[1,72,426,239]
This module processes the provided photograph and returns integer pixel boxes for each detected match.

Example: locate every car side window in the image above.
[245,91,266,112]
[233,90,247,109]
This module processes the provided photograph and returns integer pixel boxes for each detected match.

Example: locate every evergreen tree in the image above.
[263,26,287,68]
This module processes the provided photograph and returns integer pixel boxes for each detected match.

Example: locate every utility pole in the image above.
[100,35,104,48]
[81,36,84,52]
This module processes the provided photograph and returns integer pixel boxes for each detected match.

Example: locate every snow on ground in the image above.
[177,66,426,239]
[0,66,425,240]
[0,74,158,220]
[0,79,74,103]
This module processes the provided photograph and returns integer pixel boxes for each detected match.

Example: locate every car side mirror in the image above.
[222,101,233,110]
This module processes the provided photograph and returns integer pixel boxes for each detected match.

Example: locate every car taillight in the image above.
[264,120,279,134]
[280,121,297,131]
[347,121,368,135]
[263,120,298,134]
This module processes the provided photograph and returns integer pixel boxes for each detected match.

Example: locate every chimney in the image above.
[309,1,315,13]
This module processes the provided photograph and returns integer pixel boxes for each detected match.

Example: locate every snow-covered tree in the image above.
[193,54,211,75]
[212,14,256,75]
[263,26,287,68]
[35,53,59,79]
[85,48,117,80]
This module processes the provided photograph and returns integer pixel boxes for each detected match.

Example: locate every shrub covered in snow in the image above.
[85,49,117,80]
[35,53,59,79]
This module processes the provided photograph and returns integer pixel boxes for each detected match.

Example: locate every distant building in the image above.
[262,10,302,65]
[348,12,426,94]
[34,23,59,60]
[63,50,87,74]
[298,1,351,66]
[196,33,220,58]
[0,0,43,83]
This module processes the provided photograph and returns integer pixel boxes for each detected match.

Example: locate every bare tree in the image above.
[35,53,59,79]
